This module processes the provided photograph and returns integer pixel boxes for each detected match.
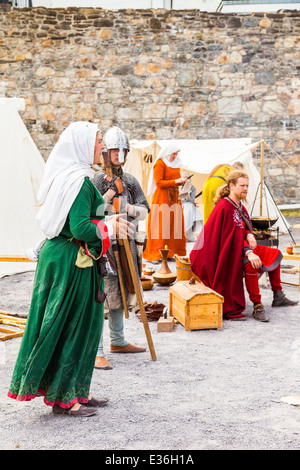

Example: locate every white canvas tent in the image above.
[124,137,290,233]
[0,98,45,276]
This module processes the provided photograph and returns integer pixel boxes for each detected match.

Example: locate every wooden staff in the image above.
[111,240,129,319]
[122,235,156,361]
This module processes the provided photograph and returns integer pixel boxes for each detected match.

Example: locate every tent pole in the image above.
[260,140,264,217]
[150,140,158,206]
[263,181,296,245]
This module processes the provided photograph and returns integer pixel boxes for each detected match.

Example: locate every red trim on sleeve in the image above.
[90,219,110,256]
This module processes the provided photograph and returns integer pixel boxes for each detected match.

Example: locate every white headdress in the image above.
[36,121,99,239]
[147,142,182,197]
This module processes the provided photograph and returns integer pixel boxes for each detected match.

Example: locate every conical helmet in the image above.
[103,126,130,164]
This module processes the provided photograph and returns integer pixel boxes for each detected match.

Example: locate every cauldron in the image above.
[251,217,278,230]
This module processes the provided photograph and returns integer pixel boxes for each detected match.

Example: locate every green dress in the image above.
[8,178,107,408]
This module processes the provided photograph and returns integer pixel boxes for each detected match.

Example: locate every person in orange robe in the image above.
[143,143,187,263]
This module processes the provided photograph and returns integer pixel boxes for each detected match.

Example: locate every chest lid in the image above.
[170,280,224,304]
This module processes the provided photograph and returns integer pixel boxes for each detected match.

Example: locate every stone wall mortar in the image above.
[1,6,300,204]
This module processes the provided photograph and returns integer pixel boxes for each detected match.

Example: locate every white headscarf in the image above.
[36,121,99,239]
[147,142,182,196]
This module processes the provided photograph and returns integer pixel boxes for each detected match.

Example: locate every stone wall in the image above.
[1,5,300,204]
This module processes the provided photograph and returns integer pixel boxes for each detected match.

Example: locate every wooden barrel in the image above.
[174,255,200,282]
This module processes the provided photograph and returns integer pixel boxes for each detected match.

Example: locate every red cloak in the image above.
[190,197,282,318]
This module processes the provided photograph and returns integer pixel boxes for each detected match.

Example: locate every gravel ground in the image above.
[0,218,300,451]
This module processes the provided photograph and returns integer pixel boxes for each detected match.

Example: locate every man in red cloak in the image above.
[190,170,298,321]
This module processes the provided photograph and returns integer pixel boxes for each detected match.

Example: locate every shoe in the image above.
[94,356,113,370]
[253,303,269,322]
[272,290,299,308]
[86,396,109,407]
[110,343,146,353]
[52,404,98,417]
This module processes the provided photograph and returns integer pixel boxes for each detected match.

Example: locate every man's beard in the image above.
[238,192,247,200]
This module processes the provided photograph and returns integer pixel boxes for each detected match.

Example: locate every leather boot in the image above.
[272,290,299,308]
[86,397,109,407]
[253,303,269,322]
[52,404,98,417]
[110,343,146,353]
[94,356,113,370]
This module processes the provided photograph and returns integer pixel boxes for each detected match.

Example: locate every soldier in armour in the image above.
[92,126,149,370]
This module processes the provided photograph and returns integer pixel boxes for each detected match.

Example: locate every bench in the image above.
[282,253,300,291]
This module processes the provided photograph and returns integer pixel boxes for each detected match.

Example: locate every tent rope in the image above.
[262,140,295,173]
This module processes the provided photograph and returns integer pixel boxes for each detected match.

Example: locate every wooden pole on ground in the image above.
[122,237,157,361]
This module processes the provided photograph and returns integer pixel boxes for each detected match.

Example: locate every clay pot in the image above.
[286,244,293,255]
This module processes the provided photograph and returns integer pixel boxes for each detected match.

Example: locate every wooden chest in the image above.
[169,280,223,331]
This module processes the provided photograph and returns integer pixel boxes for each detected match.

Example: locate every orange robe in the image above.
[143,159,186,261]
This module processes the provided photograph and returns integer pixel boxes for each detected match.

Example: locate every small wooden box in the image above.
[169,281,223,331]
[157,316,175,332]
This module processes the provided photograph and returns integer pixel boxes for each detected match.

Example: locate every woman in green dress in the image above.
[8,121,132,417]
